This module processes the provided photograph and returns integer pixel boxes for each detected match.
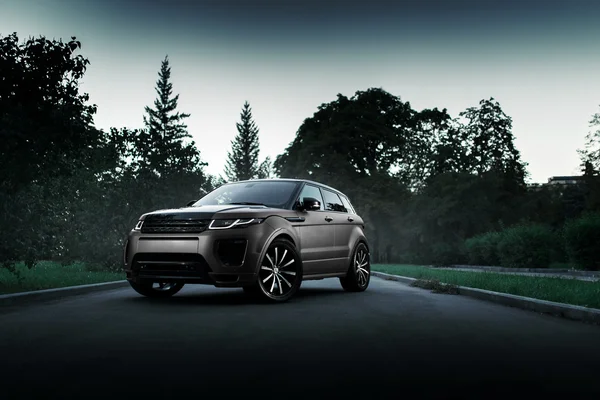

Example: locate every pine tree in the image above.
[225,101,263,181]
[136,55,205,177]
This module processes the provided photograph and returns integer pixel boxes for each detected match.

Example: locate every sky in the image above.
[2,0,600,184]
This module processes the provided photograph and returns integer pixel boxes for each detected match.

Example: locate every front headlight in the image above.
[133,220,144,230]
[209,218,264,230]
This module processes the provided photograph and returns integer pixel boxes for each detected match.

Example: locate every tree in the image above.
[132,55,206,177]
[578,106,600,175]
[0,32,101,192]
[224,101,266,181]
[456,98,528,185]
[0,33,112,272]
[258,156,274,179]
[406,107,455,188]
[274,88,421,185]
[578,106,600,212]
[427,121,471,179]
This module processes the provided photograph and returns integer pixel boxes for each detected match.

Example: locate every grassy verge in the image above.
[0,261,123,295]
[373,264,600,309]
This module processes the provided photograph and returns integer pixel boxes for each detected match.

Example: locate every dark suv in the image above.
[123,178,370,302]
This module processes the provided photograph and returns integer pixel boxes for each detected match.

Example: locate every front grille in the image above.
[132,253,212,280]
[141,219,210,234]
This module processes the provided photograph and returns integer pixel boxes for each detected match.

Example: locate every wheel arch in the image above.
[274,232,296,247]
[253,219,301,275]
[263,216,300,249]
[349,228,370,258]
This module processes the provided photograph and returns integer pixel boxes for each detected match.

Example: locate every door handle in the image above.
[324,216,333,222]
[347,216,354,222]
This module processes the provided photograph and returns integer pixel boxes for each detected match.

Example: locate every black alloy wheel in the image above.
[340,242,370,292]
[250,238,303,302]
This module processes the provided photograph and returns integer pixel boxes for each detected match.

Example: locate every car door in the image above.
[294,184,336,275]
[320,188,356,273]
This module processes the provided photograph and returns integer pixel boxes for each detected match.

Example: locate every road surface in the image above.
[1,277,599,399]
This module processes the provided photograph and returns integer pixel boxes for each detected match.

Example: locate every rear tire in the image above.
[340,242,370,292]
[128,280,184,298]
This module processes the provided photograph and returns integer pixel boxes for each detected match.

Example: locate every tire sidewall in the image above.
[352,242,370,290]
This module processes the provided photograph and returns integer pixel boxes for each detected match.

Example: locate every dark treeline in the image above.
[1,33,600,278]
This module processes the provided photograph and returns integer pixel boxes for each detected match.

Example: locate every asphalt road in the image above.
[1,277,599,400]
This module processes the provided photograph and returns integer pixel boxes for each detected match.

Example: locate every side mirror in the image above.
[301,197,321,211]
[186,200,197,207]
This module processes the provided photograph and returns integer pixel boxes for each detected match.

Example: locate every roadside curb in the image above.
[443,265,600,277]
[0,280,129,307]
[372,271,600,325]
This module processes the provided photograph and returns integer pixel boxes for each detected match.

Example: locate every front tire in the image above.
[128,280,184,298]
[340,242,370,292]
[249,238,303,303]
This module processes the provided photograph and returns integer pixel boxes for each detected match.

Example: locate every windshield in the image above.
[194,181,300,209]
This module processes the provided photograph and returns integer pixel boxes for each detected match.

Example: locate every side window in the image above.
[322,189,347,213]
[298,184,324,211]
[340,195,355,214]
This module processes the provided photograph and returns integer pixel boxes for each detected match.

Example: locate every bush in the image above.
[563,213,600,271]
[464,236,484,265]
[464,231,502,266]
[430,242,466,267]
[496,223,561,268]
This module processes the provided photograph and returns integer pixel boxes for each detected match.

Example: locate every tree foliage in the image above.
[258,156,274,179]
[578,106,600,174]
[0,32,102,192]
[275,88,417,183]
[225,101,270,181]
[577,107,600,212]
[456,98,528,184]
[127,55,207,178]
[564,213,600,271]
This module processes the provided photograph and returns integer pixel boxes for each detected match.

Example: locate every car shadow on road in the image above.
[122,286,349,307]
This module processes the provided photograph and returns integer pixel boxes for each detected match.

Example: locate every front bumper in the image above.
[123,222,276,287]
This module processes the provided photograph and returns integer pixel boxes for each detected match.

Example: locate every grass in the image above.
[0,261,124,295]
[373,264,600,309]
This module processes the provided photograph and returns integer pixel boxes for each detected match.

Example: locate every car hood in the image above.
[140,204,293,221]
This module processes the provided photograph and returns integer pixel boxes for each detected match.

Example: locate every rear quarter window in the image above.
[339,195,355,214]
[321,189,347,213]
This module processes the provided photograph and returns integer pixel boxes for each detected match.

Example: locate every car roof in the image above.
[230,178,350,198]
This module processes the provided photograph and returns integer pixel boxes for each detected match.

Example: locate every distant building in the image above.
[546,176,585,186]
[526,175,585,191]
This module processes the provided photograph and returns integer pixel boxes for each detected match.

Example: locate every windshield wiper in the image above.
[227,202,267,206]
